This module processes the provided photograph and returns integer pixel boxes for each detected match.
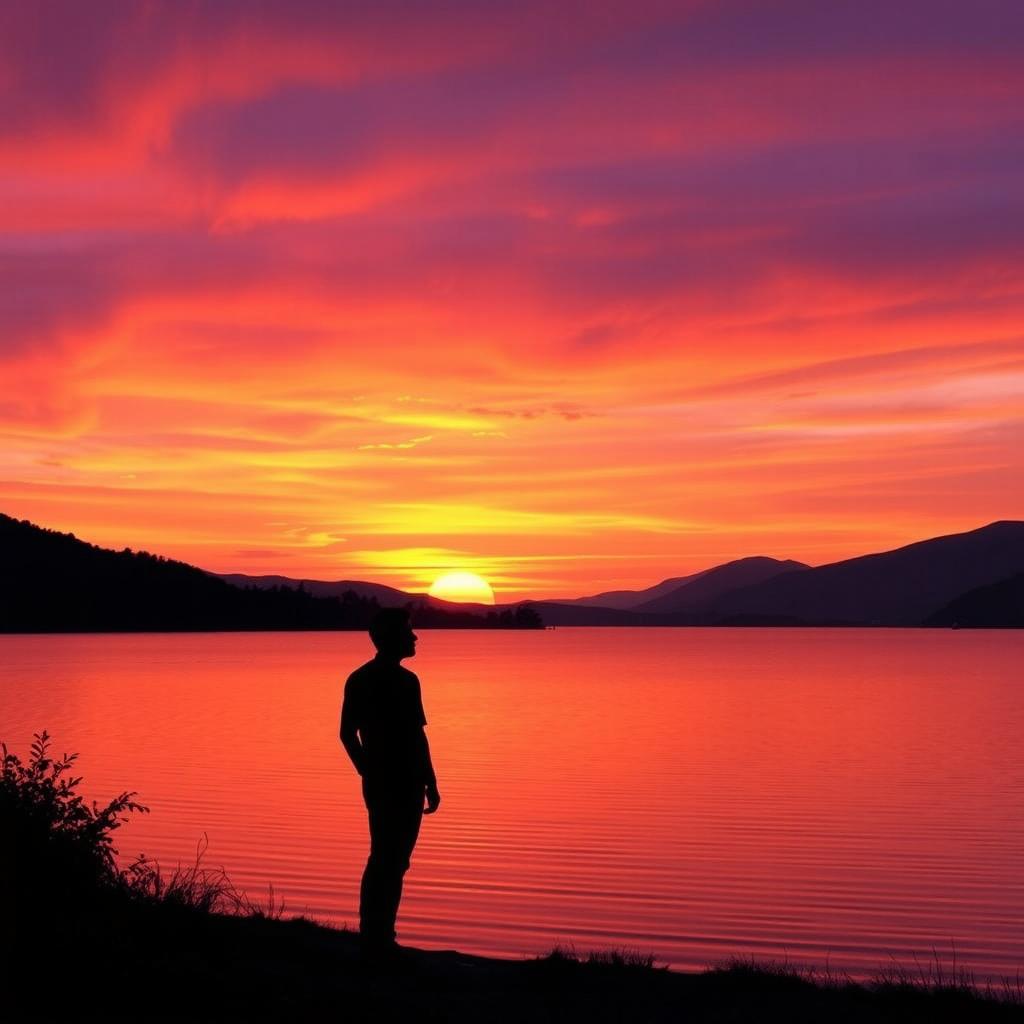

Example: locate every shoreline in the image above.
[11,902,1022,1022]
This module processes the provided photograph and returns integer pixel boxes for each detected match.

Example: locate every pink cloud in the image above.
[2,1,1023,596]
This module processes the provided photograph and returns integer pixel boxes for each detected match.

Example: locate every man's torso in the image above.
[344,658,427,783]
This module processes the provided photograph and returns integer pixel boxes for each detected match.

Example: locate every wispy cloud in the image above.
[358,434,433,451]
[2,2,1022,596]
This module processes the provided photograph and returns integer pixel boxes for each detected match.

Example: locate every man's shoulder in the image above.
[346,659,418,685]
[345,660,378,687]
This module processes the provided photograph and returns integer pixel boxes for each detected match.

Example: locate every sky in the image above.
[2,1,1023,600]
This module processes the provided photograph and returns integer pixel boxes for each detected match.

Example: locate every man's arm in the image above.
[420,729,440,813]
[340,680,366,776]
[412,674,441,813]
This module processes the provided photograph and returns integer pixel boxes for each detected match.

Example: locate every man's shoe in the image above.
[359,938,417,972]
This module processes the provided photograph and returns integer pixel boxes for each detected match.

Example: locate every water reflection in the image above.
[1,627,1022,980]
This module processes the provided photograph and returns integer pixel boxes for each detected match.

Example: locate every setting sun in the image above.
[428,572,496,605]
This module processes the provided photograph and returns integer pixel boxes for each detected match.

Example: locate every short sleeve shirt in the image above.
[342,657,428,782]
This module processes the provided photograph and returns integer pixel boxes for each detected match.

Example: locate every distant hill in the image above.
[215,573,546,626]
[217,573,414,607]
[553,558,808,615]
[0,514,380,632]
[557,571,708,610]
[0,515,542,632]
[708,522,1024,626]
[7,511,1021,631]
[635,557,809,614]
[924,572,1024,627]
[520,602,656,626]
[527,525,1024,627]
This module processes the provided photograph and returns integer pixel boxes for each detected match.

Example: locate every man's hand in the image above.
[424,783,441,815]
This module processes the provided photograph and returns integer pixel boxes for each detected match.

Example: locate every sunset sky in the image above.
[2,1,1023,600]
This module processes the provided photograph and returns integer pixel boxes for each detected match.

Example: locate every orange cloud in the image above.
[3,2,1023,598]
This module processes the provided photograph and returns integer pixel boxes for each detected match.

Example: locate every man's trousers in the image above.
[359,777,424,946]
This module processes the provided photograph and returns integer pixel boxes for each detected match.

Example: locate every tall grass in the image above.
[122,836,283,917]
[711,952,1024,1006]
[2,730,280,918]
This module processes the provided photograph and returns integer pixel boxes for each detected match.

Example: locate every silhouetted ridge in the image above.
[924,572,1024,627]
[521,602,656,626]
[0,514,542,632]
[636,557,810,614]
[559,571,710,610]
[710,521,1024,626]
[6,512,1021,630]
[0,514,382,632]
[217,573,413,606]
[521,526,1024,626]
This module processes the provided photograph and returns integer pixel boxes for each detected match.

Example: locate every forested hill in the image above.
[0,513,381,632]
[0,514,541,632]
[924,572,1024,628]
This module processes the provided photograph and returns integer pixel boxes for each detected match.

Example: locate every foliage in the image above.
[1,731,149,906]
[2,729,286,925]
[121,836,285,918]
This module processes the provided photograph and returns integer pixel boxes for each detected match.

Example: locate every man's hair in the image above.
[369,607,411,650]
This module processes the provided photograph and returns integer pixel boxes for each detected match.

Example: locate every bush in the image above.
[1,730,282,925]
[1,731,148,913]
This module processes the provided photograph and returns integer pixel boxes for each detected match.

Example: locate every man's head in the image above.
[369,607,417,660]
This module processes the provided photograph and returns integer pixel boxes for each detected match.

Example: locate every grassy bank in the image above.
[5,733,1022,1021]
[9,903,1023,1022]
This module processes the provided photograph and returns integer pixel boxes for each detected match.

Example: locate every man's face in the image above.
[374,623,418,660]
[400,628,418,660]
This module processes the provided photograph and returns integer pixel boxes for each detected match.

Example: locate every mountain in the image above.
[531,525,1024,626]
[709,521,1024,626]
[217,573,413,607]
[557,571,709,610]
[520,602,656,626]
[924,572,1024,627]
[7,510,1022,631]
[0,514,542,632]
[555,558,808,614]
[635,557,810,614]
[0,514,381,632]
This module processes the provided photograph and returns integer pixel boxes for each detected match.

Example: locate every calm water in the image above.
[3,628,1023,980]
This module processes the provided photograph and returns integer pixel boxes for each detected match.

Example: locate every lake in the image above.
[3,628,1022,981]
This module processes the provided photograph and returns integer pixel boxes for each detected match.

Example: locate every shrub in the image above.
[1,731,281,922]
[1,731,149,911]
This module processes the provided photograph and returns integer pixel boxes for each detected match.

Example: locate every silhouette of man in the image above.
[340,608,440,955]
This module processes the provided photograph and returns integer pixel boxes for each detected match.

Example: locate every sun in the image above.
[428,571,496,605]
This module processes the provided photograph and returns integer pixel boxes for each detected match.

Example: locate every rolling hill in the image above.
[556,571,709,610]
[5,511,1022,630]
[635,557,810,614]
[707,521,1024,626]
[0,513,381,632]
[217,573,414,607]
[0,515,541,632]
[923,571,1024,627]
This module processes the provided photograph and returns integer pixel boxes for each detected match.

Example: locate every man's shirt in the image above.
[342,656,429,783]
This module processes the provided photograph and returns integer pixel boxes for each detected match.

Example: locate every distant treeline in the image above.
[409,603,543,630]
[0,514,543,632]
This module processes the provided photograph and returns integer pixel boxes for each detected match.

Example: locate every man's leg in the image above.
[377,791,423,941]
[360,781,423,948]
